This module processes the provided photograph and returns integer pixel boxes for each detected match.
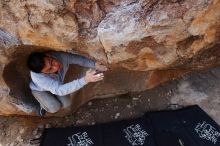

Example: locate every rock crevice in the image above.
[0,0,220,115]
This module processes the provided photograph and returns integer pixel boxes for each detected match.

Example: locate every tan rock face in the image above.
[0,0,220,116]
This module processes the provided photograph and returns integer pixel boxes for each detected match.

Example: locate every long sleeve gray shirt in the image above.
[29,51,96,96]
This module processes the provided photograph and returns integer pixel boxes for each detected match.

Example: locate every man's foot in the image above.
[37,107,47,117]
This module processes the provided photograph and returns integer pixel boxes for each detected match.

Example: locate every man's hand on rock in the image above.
[84,69,104,83]
[95,62,108,72]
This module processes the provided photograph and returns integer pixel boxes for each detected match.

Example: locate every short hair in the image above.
[27,52,46,73]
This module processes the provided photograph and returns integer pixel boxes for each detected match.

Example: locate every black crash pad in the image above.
[40,105,220,146]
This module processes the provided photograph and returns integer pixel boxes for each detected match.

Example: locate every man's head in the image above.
[27,52,62,74]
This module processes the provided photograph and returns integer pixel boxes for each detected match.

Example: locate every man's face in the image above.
[41,56,62,74]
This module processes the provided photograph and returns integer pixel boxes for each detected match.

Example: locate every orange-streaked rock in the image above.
[0,0,220,116]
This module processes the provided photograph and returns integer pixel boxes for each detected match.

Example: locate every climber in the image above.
[27,51,108,116]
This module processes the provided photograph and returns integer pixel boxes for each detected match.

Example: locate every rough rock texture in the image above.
[0,67,220,146]
[0,0,220,115]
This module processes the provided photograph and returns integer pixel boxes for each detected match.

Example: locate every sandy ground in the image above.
[0,66,219,146]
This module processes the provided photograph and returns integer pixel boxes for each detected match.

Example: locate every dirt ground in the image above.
[0,66,220,146]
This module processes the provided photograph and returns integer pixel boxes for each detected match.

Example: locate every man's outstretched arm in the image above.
[62,52,96,68]
[61,52,108,71]
[31,72,87,96]
[31,70,104,96]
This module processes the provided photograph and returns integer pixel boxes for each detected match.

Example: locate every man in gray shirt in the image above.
[27,51,107,116]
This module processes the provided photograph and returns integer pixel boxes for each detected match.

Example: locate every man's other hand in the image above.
[95,62,108,71]
[84,69,104,83]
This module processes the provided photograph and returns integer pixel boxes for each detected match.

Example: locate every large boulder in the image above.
[0,0,219,116]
